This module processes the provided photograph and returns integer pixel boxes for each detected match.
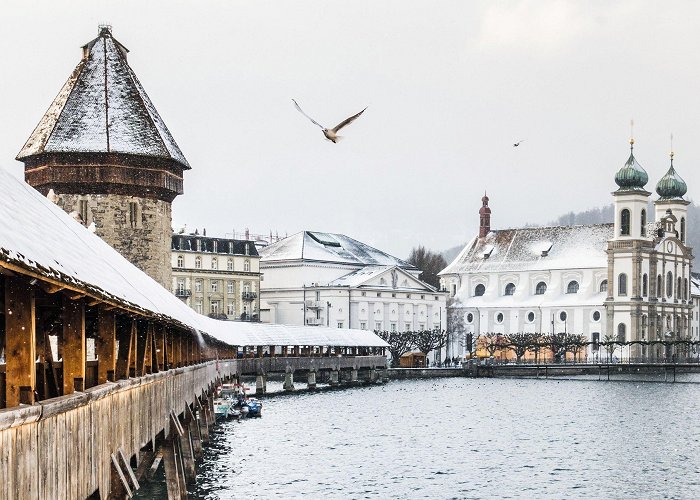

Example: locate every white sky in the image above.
[1,1,699,258]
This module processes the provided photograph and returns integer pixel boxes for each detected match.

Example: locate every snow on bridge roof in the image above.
[0,167,386,348]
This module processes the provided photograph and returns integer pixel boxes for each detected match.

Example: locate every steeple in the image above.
[656,152,688,201]
[479,192,491,238]
[614,138,649,192]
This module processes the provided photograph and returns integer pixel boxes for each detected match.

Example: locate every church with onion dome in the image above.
[439,139,695,361]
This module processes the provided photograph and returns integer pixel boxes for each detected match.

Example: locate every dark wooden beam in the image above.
[96,308,116,384]
[115,319,135,381]
[5,277,36,407]
[62,295,85,394]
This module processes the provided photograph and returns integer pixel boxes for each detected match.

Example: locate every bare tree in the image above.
[407,246,447,289]
[461,332,477,358]
[375,330,414,368]
[505,333,535,363]
[481,333,506,358]
[413,328,449,357]
[565,334,588,362]
[528,334,546,363]
[543,333,567,363]
[602,333,618,362]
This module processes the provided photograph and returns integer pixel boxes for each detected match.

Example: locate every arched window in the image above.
[567,281,579,294]
[474,284,485,297]
[657,275,662,298]
[211,257,218,270]
[666,271,673,298]
[244,259,251,272]
[642,274,648,297]
[640,209,647,237]
[677,277,682,298]
[195,256,202,269]
[599,280,608,293]
[504,283,515,296]
[620,209,630,236]
[617,323,626,343]
[684,278,689,301]
[681,217,686,243]
[618,273,627,296]
[227,258,233,271]
[535,282,547,295]
[177,255,184,268]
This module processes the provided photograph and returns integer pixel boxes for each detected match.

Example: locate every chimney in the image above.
[479,192,491,238]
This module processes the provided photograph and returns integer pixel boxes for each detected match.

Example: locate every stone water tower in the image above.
[17,26,190,289]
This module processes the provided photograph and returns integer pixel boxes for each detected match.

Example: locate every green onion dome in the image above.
[615,140,649,191]
[656,153,687,200]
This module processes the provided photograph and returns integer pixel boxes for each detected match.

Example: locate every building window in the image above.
[618,273,628,296]
[681,217,686,243]
[195,300,202,314]
[620,208,630,236]
[211,257,218,270]
[211,280,219,293]
[451,284,457,296]
[419,323,425,330]
[227,281,234,294]
[474,284,485,297]
[684,278,688,301]
[592,332,600,350]
[177,279,185,294]
[600,280,608,293]
[592,310,601,322]
[177,255,184,268]
[227,258,233,271]
[617,323,626,343]
[195,256,202,269]
[405,323,411,331]
[375,322,383,331]
[535,282,547,295]
[559,311,567,322]
[641,315,647,338]
[504,283,515,296]
[392,293,397,298]
[227,302,235,315]
[195,280,202,293]
[361,291,366,296]
[377,292,382,297]
[129,201,139,229]
[666,271,673,298]
[496,312,504,323]
[420,295,425,299]
[640,209,647,237]
[466,313,474,323]
[566,281,579,294]
[244,260,250,272]
[360,322,367,330]
[211,301,219,315]
[79,199,89,224]
[642,274,648,297]
[337,322,344,329]
[390,323,397,332]
[677,277,682,299]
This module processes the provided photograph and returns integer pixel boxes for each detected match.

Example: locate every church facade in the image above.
[440,141,695,361]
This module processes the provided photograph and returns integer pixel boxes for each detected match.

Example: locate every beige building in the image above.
[172,234,261,321]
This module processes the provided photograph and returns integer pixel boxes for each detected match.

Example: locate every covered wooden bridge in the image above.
[0,168,387,499]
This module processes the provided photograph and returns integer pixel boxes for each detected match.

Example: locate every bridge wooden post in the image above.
[187,404,203,457]
[5,276,36,407]
[149,323,159,374]
[135,320,149,376]
[96,307,116,384]
[157,325,168,371]
[115,318,135,380]
[62,295,85,394]
[177,412,196,483]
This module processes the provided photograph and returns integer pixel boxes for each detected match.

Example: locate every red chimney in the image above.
[479,193,491,238]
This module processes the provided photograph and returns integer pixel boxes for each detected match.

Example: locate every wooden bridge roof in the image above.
[0,167,387,348]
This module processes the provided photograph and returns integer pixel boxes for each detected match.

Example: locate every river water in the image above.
[141,376,700,499]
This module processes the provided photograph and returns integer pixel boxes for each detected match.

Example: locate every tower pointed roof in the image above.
[656,152,687,200]
[16,26,190,170]
[614,139,648,192]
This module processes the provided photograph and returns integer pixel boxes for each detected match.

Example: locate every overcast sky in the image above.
[1,1,699,259]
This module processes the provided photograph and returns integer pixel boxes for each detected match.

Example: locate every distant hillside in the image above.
[440,201,700,263]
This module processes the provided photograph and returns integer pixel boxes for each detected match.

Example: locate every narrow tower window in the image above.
[642,274,648,297]
[666,272,673,298]
[680,217,686,243]
[657,274,662,297]
[618,273,627,296]
[620,209,630,236]
[129,201,139,228]
[617,323,626,343]
[640,209,646,237]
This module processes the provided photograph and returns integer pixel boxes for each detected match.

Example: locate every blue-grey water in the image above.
[141,376,700,499]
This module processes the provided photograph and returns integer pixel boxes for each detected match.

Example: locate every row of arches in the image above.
[620,208,686,242]
[616,272,689,300]
[177,255,252,272]
[474,280,584,297]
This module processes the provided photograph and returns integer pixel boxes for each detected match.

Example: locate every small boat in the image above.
[213,397,234,420]
[242,397,262,418]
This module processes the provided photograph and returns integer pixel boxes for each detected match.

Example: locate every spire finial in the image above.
[629,119,634,148]
[670,133,674,164]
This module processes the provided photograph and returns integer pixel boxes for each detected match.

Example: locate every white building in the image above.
[259,230,448,337]
[440,142,696,361]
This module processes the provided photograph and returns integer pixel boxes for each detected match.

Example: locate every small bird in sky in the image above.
[292,99,367,143]
[513,139,526,147]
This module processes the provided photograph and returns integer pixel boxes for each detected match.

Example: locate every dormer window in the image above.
[535,282,547,295]
[474,284,485,297]
[566,281,579,294]
[504,283,515,296]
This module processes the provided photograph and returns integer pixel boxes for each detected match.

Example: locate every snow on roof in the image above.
[16,27,190,170]
[0,167,385,348]
[260,231,416,269]
[329,265,437,291]
[691,272,700,298]
[440,224,613,275]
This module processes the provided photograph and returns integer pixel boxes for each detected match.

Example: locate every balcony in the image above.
[305,299,324,309]
[242,291,258,301]
[175,288,191,298]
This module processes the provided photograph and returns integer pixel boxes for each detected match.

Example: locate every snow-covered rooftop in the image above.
[440,224,613,275]
[16,26,190,170]
[328,265,437,291]
[260,231,416,269]
[0,167,385,348]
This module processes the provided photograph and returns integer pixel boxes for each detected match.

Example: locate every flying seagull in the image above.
[292,99,367,143]
[513,139,526,147]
